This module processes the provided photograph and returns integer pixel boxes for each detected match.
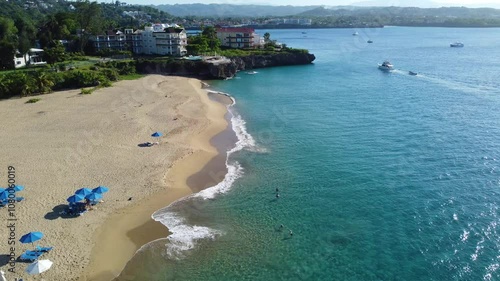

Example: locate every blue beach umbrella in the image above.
[151,132,163,138]
[0,188,5,193]
[92,186,109,194]
[20,232,44,247]
[0,191,8,201]
[85,193,103,201]
[75,188,92,196]
[10,185,24,192]
[67,194,84,203]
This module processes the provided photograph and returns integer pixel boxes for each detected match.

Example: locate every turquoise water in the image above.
[119,27,500,281]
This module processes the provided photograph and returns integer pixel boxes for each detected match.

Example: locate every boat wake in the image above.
[152,90,258,259]
[393,70,500,95]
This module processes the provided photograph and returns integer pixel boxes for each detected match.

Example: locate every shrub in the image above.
[26,98,41,103]
[80,88,93,95]
[100,68,119,81]
[100,80,112,87]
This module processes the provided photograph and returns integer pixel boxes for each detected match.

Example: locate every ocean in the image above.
[116,27,500,281]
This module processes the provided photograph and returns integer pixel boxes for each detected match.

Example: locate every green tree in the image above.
[44,41,67,66]
[74,0,104,52]
[0,17,18,70]
[201,26,220,52]
[14,17,37,66]
[264,32,271,43]
[187,35,209,55]
[34,71,55,94]
[38,13,77,48]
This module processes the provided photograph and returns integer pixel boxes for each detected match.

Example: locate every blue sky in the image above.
[118,0,500,7]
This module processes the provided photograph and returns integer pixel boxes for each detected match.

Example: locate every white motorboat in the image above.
[353,31,359,36]
[450,42,464,47]
[246,71,258,75]
[378,61,394,71]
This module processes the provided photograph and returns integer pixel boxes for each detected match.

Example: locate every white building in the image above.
[216,27,262,49]
[90,24,187,56]
[140,24,187,56]
[14,48,46,68]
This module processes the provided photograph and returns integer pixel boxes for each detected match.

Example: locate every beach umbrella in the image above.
[151,132,163,138]
[20,232,43,247]
[75,188,92,196]
[92,186,109,194]
[26,259,53,275]
[67,194,84,203]
[0,188,4,193]
[0,191,9,202]
[9,185,24,192]
[85,193,103,201]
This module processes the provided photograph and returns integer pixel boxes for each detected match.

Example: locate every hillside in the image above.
[154,4,321,17]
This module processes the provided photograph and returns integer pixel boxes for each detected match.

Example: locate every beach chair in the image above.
[36,246,53,252]
[16,197,24,202]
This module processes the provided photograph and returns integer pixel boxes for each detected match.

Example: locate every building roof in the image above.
[216,27,255,33]
[164,27,185,34]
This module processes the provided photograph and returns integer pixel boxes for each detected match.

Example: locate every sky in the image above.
[119,0,500,8]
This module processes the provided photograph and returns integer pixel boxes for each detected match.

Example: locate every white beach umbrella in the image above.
[26,259,53,275]
[0,270,7,281]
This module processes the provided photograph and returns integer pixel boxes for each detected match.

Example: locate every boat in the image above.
[409,71,418,76]
[378,61,394,71]
[367,40,373,43]
[450,42,464,47]
[301,32,307,34]
[246,71,257,75]
[353,31,359,36]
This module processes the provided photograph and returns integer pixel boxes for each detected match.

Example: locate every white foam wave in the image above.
[149,90,258,258]
[460,229,469,242]
[153,210,223,259]
[229,111,257,152]
[194,162,244,199]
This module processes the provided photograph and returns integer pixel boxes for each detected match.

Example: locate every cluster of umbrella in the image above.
[0,185,24,204]
[19,231,53,275]
[67,186,109,204]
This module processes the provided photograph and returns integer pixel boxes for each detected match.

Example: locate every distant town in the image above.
[2,0,500,71]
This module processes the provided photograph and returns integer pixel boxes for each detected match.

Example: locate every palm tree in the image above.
[34,71,54,94]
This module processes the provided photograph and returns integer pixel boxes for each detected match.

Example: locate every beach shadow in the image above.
[44,204,77,220]
[0,254,10,266]
[137,143,151,148]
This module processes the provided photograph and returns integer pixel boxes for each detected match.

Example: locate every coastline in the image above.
[0,75,230,281]
[82,79,231,281]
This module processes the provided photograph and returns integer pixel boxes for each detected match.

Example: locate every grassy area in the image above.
[119,73,145,80]
[1,64,50,74]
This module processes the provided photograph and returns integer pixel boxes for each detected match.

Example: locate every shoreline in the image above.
[82,79,232,281]
[0,75,231,281]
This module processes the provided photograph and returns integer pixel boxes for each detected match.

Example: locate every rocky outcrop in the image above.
[136,52,315,80]
[232,52,316,70]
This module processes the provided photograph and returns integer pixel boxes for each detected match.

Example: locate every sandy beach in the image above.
[0,75,230,281]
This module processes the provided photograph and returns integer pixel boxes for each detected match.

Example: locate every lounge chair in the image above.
[36,246,53,252]
[16,197,24,202]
